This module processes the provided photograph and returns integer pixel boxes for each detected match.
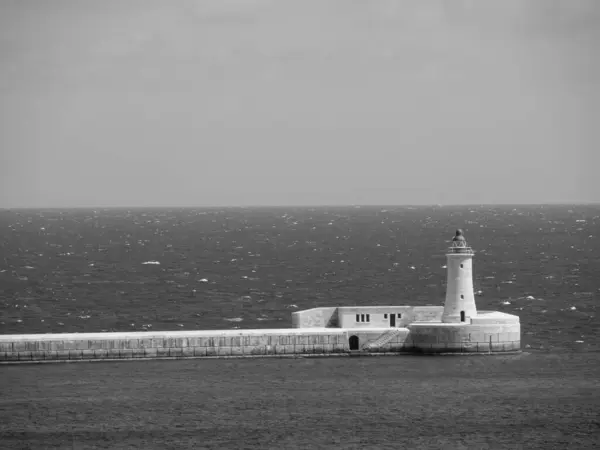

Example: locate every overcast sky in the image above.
[0,0,598,207]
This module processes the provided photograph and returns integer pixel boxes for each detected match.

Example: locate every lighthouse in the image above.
[442,229,477,323]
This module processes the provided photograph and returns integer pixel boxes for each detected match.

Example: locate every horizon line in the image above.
[1,202,599,210]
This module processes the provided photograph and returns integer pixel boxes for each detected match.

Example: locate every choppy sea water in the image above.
[1,205,600,448]
[0,205,599,353]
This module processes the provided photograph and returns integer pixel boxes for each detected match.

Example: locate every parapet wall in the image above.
[291,307,339,328]
[470,311,520,325]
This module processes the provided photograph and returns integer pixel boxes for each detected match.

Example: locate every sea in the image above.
[1,205,599,449]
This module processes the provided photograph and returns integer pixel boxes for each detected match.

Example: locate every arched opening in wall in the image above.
[460,311,466,322]
[349,335,359,350]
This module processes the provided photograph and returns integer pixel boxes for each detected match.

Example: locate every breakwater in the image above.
[0,317,520,364]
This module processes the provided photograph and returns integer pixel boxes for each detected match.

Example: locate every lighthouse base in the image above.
[407,311,521,354]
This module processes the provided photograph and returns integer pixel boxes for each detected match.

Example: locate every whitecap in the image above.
[526,295,535,300]
[287,304,298,308]
[225,317,243,322]
[502,301,511,305]
[575,340,584,343]
[441,265,447,269]
[142,261,160,265]
[199,278,208,283]
[570,306,577,310]
[410,266,416,270]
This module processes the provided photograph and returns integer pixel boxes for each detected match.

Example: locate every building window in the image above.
[461,294,464,299]
[397,313,402,318]
[460,311,466,322]
[356,314,360,322]
[384,314,388,319]
[361,314,365,322]
[366,314,370,323]
[460,264,464,268]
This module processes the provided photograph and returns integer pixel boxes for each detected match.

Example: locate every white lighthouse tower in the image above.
[442,229,477,323]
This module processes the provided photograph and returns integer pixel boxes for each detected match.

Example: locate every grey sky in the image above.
[1,0,598,208]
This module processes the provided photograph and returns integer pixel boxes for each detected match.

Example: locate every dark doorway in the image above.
[349,335,359,350]
[460,311,466,322]
[390,314,396,327]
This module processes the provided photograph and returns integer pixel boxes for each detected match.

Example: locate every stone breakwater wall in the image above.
[0,322,520,364]
[0,329,349,363]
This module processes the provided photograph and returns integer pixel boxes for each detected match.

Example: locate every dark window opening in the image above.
[349,335,359,350]
[361,314,365,322]
[366,314,370,322]
[460,311,466,322]
[397,313,402,318]
[356,314,360,322]
[460,294,464,299]
[384,313,388,319]
[460,264,464,268]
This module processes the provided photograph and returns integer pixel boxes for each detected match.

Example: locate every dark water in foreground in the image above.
[1,352,599,449]
[0,205,599,448]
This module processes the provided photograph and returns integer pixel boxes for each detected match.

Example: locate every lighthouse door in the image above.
[389,314,396,327]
